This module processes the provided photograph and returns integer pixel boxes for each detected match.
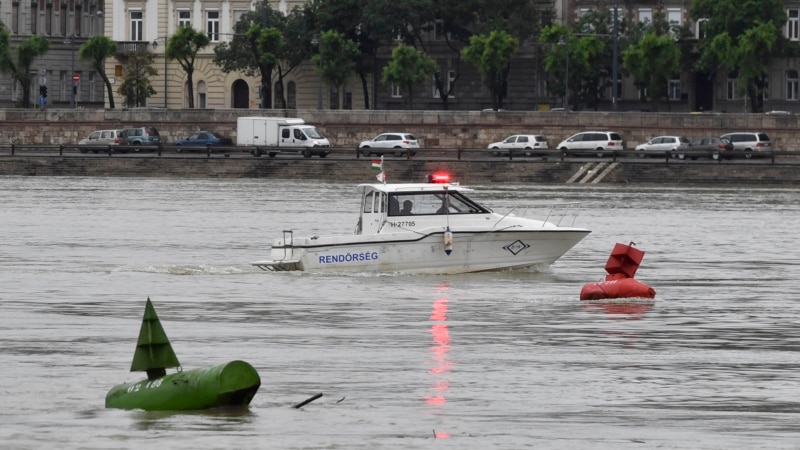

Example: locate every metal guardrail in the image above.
[0,144,798,164]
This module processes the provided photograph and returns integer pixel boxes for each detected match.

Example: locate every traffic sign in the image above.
[73,73,80,82]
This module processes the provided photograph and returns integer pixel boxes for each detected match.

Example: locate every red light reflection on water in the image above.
[425,285,453,439]
[581,300,653,320]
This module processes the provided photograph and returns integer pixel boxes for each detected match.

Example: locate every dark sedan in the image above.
[172,131,233,149]
[679,137,733,160]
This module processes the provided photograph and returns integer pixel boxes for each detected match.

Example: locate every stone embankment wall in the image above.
[2,108,800,151]
[2,155,798,186]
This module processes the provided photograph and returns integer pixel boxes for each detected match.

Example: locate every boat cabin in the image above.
[355,183,490,234]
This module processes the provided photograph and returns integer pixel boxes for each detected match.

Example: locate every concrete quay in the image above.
[1,151,798,186]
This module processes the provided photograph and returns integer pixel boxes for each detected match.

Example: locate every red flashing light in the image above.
[428,172,451,183]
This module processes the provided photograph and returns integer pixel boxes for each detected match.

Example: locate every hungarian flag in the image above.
[371,160,382,171]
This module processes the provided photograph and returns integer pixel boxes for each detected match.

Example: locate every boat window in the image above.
[388,191,490,216]
[363,191,374,213]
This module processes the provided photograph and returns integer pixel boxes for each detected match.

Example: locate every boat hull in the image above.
[254,229,590,274]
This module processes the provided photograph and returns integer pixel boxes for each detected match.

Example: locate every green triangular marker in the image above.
[130,297,180,380]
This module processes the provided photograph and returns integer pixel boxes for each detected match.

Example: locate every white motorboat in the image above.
[253,176,591,274]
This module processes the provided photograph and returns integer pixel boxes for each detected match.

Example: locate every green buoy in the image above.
[105,298,261,411]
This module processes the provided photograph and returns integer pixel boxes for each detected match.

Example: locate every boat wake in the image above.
[134,265,248,275]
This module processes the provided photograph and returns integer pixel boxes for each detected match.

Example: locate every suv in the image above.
[557,131,624,157]
[78,129,129,153]
[719,132,772,159]
[124,126,161,151]
[359,133,419,157]
[488,135,548,156]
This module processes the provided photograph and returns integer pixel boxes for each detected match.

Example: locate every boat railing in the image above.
[542,202,583,227]
[280,230,295,259]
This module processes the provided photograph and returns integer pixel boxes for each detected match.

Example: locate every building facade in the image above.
[5,0,800,112]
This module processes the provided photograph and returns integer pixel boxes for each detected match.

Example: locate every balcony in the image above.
[115,41,152,55]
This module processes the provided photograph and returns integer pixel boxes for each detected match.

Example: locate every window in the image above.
[696,18,709,39]
[787,70,798,101]
[74,5,82,36]
[609,72,621,100]
[206,10,219,41]
[433,70,456,98]
[391,83,401,98]
[45,4,52,35]
[668,8,682,38]
[11,3,18,34]
[788,10,799,41]
[60,71,67,100]
[638,86,648,100]
[392,28,403,41]
[727,76,737,100]
[329,85,339,109]
[60,5,67,36]
[31,3,37,34]
[287,81,296,108]
[762,76,769,101]
[233,10,247,27]
[343,91,352,110]
[433,20,447,41]
[197,81,206,108]
[668,78,681,100]
[178,10,191,28]
[638,8,652,24]
[130,11,143,41]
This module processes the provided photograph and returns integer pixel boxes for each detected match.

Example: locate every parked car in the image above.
[359,133,419,157]
[557,131,624,157]
[719,132,772,159]
[634,136,690,158]
[78,129,129,153]
[172,131,233,151]
[680,137,733,160]
[488,135,548,156]
[124,126,161,151]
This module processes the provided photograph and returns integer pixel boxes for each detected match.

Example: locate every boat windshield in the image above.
[387,191,489,216]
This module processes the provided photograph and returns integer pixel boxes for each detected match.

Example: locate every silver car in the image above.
[719,132,772,159]
[359,133,419,157]
[634,136,690,158]
[488,134,548,156]
[78,129,129,153]
[557,131,624,157]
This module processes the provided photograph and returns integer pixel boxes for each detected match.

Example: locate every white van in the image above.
[557,131,624,157]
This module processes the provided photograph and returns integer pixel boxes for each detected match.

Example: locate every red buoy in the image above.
[580,242,656,300]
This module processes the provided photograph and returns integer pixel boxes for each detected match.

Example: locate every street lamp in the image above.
[558,36,569,110]
[151,38,168,108]
[64,36,76,108]
[611,0,619,110]
[311,34,322,110]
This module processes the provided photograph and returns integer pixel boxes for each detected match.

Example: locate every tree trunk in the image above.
[102,73,115,109]
[187,70,195,108]
[359,72,370,109]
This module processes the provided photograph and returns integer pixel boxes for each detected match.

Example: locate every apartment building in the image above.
[4,0,800,112]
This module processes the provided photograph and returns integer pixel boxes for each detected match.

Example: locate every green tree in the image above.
[623,32,681,111]
[79,36,118,109]
[167,26,210,109]
[540,25,607,111]
[214,3,299,109]
[0,32,50,108]
[462,30,518,110]
[312,30,359,109]
[381,44,436,109]
[247,25,283,109]
[116,52,157,107]
[692,0,787,112]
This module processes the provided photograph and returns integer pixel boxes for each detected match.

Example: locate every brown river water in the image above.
[1,176,799,449]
